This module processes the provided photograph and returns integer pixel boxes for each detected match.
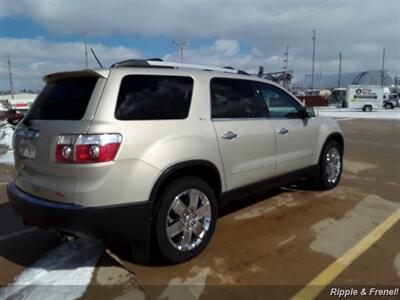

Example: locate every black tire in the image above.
[363,105,372,112]
[154,176,217,263]
[384,103,393,109]
[310,140,343,190]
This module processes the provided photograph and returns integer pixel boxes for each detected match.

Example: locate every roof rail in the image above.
[147,61,239,74]
[111,59,150,68]
[147,58,163,61]
[111,59,173,68]
[111,59,242,74]
[238,70,250,75]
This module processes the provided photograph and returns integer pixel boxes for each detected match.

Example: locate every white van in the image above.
[347,85,390,111]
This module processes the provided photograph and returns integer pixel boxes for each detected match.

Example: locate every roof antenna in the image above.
[90,48,103,68]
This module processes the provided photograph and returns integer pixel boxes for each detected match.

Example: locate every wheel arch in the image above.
[149,160,223,205]
[318,132,344,163]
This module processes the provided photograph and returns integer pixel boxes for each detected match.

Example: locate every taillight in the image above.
[55,134,122,164]
[55,135,76,163]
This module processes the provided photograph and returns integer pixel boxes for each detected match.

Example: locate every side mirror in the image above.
[297,108,310,119]
[305,106,317,118]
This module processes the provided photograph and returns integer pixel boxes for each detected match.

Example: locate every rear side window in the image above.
[211,78,263,118]
[28,77,97,120]
[115,75,193,120]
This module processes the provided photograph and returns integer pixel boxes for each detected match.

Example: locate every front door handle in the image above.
[221,131,238,140]
[278,127,289,135]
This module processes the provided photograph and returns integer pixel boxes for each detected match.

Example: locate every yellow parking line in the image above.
[290,208,400,300]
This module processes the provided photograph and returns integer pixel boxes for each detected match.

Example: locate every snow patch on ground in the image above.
[394,254,400,279]
[278,235,296,247]
[317,108,400,120]
[310,194,400,258]
[0,151,14,165]
[343,160,377,174]
[0,239,104,300]
[0,121,14,165]
[158,266,210,300]
[234,193,298,220]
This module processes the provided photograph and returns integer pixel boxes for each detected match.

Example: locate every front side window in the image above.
[211,78,263,119]
[115,75,193,120]
[256,83,303,118]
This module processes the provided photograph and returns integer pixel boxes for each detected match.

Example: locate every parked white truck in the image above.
[347,85,391,111]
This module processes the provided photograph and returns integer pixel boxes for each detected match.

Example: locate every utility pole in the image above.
[84,30,89,68]
[282,45,290,89]
[7,53,15,99]
[311,29,316,91]
[283,45,289,74]
[338,51,342,88]
[381,47,385,86]
[172,40,188,63]
[318,64,322,89]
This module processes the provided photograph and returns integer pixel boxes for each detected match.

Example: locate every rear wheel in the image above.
[154,176,217,263]
[310,140,343,190]
[384,103,394,109]
[363,105,372,112]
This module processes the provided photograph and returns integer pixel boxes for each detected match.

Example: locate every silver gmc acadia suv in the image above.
[8,59,344,264]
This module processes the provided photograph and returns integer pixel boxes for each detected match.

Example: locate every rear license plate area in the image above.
[16,128,40,160]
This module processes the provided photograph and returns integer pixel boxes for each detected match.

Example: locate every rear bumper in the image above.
[7,181,154,263]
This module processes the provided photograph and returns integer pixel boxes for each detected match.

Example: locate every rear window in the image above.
[27,77,97,120]
[115,75,193,120]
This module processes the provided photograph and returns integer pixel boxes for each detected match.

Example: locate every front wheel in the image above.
[310,140,343,190]
[154,177,217,263]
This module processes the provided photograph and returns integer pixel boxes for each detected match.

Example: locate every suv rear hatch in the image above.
[14,70,108,204]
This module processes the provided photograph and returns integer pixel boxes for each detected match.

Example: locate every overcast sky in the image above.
[0,0,399,90]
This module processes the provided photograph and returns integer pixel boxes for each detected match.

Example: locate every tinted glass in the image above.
[115,75,193,120]
[27,77,97,120]
[211,78,262,118]
[256,83,303,118]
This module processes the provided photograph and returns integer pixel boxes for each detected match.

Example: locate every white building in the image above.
[0,93,38,110]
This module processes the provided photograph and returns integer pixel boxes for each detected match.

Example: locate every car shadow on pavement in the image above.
[108,186,297,266]
[0,202,61,269]
[0,184,305,269]
[219,187,285,217]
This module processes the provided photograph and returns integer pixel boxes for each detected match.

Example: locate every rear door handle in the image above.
[221,131,238,140]
[278,128,289,135]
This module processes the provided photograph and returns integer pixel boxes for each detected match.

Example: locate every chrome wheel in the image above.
[325,147,341,183]
[166,189,212,251]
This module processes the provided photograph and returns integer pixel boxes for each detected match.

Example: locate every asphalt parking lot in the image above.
[0,118,399,300]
